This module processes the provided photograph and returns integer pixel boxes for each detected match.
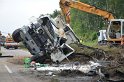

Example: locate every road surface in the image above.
[0,47,47,82]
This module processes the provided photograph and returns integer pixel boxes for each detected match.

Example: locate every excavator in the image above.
[60,0,124,46]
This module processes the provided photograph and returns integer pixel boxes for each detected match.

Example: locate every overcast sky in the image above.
[0,0,60,36]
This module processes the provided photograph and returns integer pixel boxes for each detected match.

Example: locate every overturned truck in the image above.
[12,16,80,63]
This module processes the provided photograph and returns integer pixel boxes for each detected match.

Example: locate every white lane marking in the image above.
[4,64,13,73]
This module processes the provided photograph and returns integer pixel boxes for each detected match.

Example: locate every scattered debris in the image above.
[29,61,102,78]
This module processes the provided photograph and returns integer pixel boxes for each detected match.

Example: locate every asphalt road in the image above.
[0,47,45,82]
[1,47,30,56]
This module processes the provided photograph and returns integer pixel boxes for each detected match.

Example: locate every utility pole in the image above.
[0,31,1,51]
[0,31,2,36]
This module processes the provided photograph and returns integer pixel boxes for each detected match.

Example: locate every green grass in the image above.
[80,40,98,47]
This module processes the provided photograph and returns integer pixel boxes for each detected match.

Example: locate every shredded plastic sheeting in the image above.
[33,61,101,74]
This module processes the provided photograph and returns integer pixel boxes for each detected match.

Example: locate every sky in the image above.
[0,0,60,36]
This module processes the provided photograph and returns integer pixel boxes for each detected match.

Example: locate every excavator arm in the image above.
[60,0,115,24]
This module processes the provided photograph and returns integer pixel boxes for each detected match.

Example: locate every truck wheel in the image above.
[12,29,22,42]
[6,47,9,49]
[15,47,18,49]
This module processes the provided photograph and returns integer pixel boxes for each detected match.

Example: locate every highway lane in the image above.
[0,47,46,82]
[1,47,30,56]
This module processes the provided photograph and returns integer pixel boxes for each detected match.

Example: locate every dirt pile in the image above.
[102,47,124,81]
[68,45,124,81]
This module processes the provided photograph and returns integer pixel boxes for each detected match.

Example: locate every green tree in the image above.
[50,10,60,18]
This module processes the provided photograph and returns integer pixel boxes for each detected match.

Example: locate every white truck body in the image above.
[98,30,107,45]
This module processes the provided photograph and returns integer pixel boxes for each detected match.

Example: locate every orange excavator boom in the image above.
[60,0,114,24]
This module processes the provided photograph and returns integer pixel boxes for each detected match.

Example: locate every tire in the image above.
[15,47,18,49]
[12,29,22,42]
[6,47,9,49]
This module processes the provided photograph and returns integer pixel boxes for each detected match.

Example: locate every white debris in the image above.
[34,61,101,74]
[45,72,53,76]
